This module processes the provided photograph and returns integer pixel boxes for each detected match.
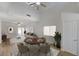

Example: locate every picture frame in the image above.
[8,27,13,33]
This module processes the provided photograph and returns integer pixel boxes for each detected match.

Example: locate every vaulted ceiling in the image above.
[0,2,79,23]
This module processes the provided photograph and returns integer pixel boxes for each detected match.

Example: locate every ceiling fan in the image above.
[26,2,46,10]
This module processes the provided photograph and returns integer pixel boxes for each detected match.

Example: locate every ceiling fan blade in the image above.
[27,2,36,6]
[40,3,46,7]
[30,3,36,6]
[26,14,31,17]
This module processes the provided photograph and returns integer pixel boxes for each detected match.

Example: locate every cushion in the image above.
[37,39,43,42]
[32,38,37,43]
[26,39,32,42]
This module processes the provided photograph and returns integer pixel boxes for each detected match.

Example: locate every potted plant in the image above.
[53,32,61,49]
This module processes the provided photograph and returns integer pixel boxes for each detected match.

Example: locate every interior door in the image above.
[63,21,77,55]
[72,21,78,55]
[77,21,79,55]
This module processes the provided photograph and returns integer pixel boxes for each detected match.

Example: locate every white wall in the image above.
[0,19,1,43]
[1,20,37,38]
[34,11,62,36]
[34,9,62,44]
[2,21,18,38]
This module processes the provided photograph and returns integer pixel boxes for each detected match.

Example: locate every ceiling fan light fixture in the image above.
[36,2,40,5]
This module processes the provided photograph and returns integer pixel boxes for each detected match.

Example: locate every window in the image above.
[18,27,34,36]
[25,27,33,33]
[18,27,24,36]
[43,26,56,36]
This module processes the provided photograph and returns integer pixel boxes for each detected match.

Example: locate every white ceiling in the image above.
[0,2,79,23]
[39,2,79,12]
[0,2,39,23]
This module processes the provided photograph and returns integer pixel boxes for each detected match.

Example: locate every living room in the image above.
[0,2,79,56]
